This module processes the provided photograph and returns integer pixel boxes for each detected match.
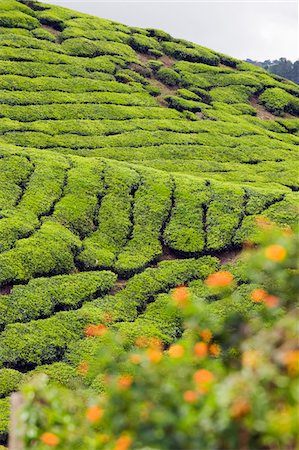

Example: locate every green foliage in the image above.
[0,270,117,328]
[156,67,181,86]
[62,37,136,59]
[77,163,139,270]
[0,221,81,285]
[260,87,299,115]
[17,230,299,450]
[165,95,204,112]
[163,41,220,65]
[0,11,39,30]
[114,169,172,276]
[0,398,9,438]
[0,368,23,398]
[128,33,162,55]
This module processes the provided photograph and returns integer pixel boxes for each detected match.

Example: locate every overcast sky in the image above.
[43,1,298,61]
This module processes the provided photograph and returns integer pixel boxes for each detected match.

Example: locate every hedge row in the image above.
[0,11,39,30]
[51,158,106,237]
[0,116,267,138]
[210,85,256,104]
[0,270,117,329]
[0,75,143,93]
[0,90,157,107]
[0,103,181,121]
[0,221,81,286]
[206,183,244,251]
[61,37,137,60]
[259,88,299,116]
[3,129,247,150]
[77,163,140,269]
[162,41,220,65]
[0,154,33,213]
[0,152,69,252]
[0,60,116,79]
[114,169,173,276]
[0,35,65,53]
[75,143,296,169]
[164,175,209,253]
[0,257,218,370]
[128,33,162,55]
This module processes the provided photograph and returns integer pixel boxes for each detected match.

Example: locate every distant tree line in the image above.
[246,58,299,85]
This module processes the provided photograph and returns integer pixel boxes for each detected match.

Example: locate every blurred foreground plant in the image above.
[17,224,299,449]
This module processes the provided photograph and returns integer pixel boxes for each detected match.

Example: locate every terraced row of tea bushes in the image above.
[0,10,39,30]
[77,163,140,270]
[162,41,220,65]
[137,159,298,190]
[234,193,299,244]
[61,37,137,60]
[0,154,33,213]
[0,60,116,80]
[164,177,241,253]
[0,271,117,329]
[0,116,268,137]
[60,24,130,44]
[114,168,173,276]
[81,143,297,170]
[260,88,299,116]
[0,221,81,285]
[51,158,106,237]
[164,176,209,253]
[165,95,208,113]
[0,257,218,370]
[0,35,64,52]
[0,103,182,121]
[0,75,144,93]
[3,129,248,150]
[0,90,157,107]
[209,86,256,104]
[0,151,70,252]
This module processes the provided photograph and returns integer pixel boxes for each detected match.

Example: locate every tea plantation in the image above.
[0,0,298,443]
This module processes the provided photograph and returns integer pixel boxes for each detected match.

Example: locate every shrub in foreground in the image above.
[15,226,299,449]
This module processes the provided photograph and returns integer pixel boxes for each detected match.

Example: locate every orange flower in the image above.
[183,390,197,403]
[264,295,279,309]
[193,369,214,394]
[206,271,234,288]
[129,354,142,364]
[168,344,185,358]
[114,434,132,450]
[209,343,221,357]
[242,350,260,369]
[85,324,107,337]
[194,342,208,358]
[148,337,162,349]
[230,398,251,418]
[86,405,103,423]
[193,369,214,384]
[40,432,60,446]
[146,348,162,363]
[265,244,287,262]
[118,374,133,390]
[135,336,148,348]
[172,286,189,307]
[283,350,299,375]
[250,288,268,303]
[77,361,89,375]
[199,329,213,343]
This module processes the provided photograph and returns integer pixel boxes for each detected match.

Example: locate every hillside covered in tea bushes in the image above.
[0,0,298,444]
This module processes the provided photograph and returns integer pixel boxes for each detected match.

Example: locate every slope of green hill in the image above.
[0,0,298,443]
